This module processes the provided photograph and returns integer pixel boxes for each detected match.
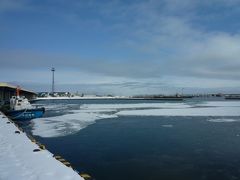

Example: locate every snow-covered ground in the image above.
[32,101,240,138]
[0,112,83,180]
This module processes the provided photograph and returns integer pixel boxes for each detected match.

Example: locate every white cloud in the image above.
[1,0,240,94]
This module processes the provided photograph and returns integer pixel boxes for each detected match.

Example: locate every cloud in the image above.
[1,0,240,94]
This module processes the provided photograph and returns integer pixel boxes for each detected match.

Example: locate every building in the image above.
[0,83,37,105]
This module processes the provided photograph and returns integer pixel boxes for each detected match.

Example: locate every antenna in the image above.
[51,67,55,95]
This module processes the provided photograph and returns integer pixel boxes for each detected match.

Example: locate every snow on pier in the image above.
[0,112,84,180]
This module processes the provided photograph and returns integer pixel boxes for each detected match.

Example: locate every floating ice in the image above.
[116,107,240,116]
[161,124,173,128]
[80,103,191,110]
[201,101,240,107]
[207,118,238,122]
[32,101,240,138]
[32,111,117,138]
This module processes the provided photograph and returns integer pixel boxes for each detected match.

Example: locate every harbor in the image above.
[1,81,240,179]
[17,98,240,180]
[1,0,240,179]
[0,83,93,179]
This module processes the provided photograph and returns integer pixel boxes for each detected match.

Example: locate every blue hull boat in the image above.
[4,87,45,121]
[5,107,45,121]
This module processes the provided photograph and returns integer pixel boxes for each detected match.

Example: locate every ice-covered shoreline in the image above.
[0,112,83,180]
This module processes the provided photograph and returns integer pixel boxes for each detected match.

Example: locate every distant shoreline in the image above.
[32,96,185,101]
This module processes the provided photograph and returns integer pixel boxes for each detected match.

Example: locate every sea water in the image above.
[20,99,240,180]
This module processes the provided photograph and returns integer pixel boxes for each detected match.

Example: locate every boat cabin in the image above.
[0,83,37,106]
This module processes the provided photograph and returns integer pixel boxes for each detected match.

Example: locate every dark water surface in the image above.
[21,99,240,180]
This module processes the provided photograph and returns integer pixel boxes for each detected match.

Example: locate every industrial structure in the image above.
[51,67,55,94]
[0,83,37,105]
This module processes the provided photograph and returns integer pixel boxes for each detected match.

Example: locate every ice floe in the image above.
[200,101,240,107]
[80,102,191,110]
[116,106,240,116]
[161,124,173,128]
[207,118,239,122]
[32,111,117,138]
[32,101,240,138]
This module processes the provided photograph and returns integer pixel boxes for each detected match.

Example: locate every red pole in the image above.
[16,86,21,97]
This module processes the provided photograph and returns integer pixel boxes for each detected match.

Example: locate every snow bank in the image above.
[0,113,83,180]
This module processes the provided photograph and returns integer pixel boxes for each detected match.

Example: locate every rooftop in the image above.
[0,83,36,95]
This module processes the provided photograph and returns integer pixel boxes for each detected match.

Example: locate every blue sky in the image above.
[1,0,240,95]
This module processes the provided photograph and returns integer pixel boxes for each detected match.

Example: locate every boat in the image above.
[4,87,45,121]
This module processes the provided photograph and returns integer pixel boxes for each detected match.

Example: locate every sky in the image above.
[1,0,240,95]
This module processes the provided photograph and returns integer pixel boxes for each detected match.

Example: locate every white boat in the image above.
[5,87,45,121]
